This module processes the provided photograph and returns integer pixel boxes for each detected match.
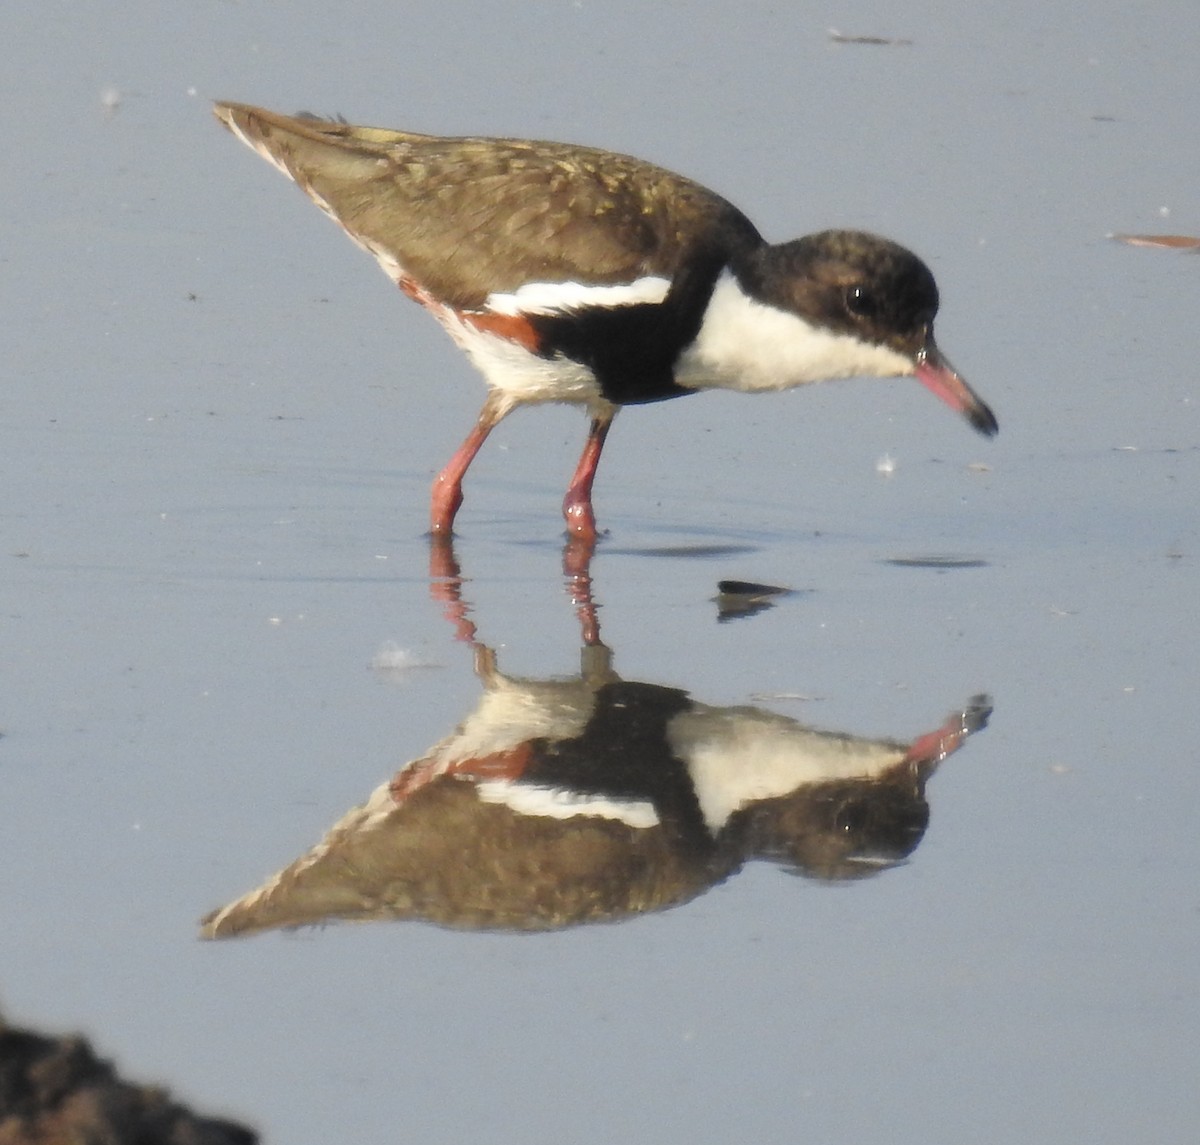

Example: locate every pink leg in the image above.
[431,395,507,535]
[562,412,615,541]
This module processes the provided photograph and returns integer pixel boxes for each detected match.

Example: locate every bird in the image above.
[200,635,992,937]
[213,102,998,539]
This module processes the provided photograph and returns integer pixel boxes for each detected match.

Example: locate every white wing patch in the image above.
[486,276,671,316]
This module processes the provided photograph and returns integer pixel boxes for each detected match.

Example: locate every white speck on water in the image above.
[875,453,896,476]
[371,641,439,677]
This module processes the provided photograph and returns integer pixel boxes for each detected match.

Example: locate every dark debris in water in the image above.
[884,556,990,570]
[1110,233,1200,251]
[714,579,803,621]
[828,28,913,45]
[609,544,759,559]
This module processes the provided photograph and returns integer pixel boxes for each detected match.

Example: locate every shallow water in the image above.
[3,3,1198,1142]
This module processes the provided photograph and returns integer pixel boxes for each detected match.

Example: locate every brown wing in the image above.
[214,102,759,308]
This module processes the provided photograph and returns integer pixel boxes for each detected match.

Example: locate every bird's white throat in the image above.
[677,270,914,393]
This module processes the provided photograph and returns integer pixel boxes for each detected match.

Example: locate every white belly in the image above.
[439,309,606,409]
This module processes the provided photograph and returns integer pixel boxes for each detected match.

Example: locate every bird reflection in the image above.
[200,539,991,938]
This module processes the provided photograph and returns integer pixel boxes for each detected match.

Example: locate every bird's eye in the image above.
[834,800,870,835]
[844,285,877,320]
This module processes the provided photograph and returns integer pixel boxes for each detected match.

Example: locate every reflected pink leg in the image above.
[427,535,478,644]
[562,413,614,541]
[562,534,601,645]
[431,395,506,535]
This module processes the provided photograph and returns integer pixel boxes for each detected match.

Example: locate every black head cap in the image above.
[748,229,940,357]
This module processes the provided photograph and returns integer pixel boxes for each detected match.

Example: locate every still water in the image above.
[2,3,1197,1143]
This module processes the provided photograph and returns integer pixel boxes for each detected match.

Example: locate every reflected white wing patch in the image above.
[475,781,660,829]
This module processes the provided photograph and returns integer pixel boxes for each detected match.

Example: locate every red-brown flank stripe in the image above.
[459,309,543,353]
[389,743,536,805]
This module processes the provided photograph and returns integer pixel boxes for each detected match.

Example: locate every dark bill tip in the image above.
[914,346,998,439]
[967,399,999,438]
